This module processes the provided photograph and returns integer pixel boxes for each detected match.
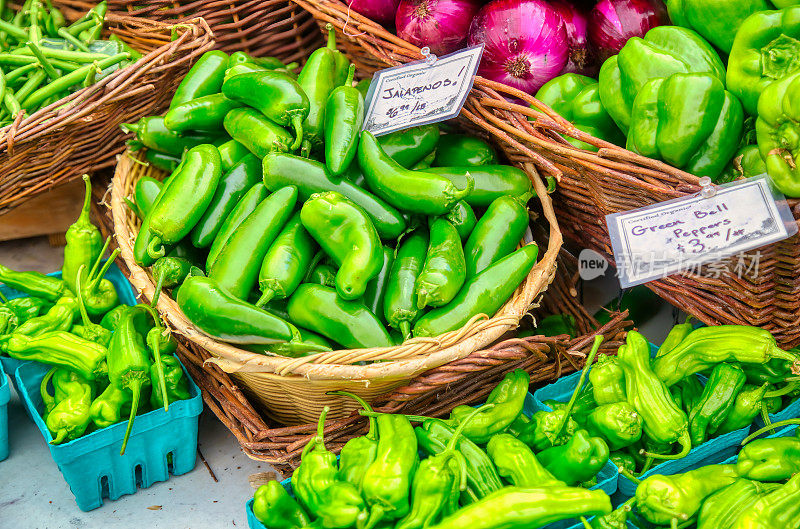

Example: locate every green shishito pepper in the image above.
[586,402,643,450]
[426,487,611,529]
[296,25,338,153]
[716,383,769,434]
[464,195,529,278]
[222,70,309,150]
[358,131,474,216]
[598,26,726,133]
[287,284,393,349]
[89,382,132,430]
[62,174,102,295]
[384,229,427,339]
[223,108,294,158]
[667,0,773,54]
[736,471,800,528]
[426,166,533,208]
[697,479,781,529]
[41,368,94,444]
[293,407,368,528]
[434,134,497,167]
[262,153,407,240]
[618,330,692,460]
[206,183,269,270]
[333,392,379,490]
[0,263,68,301]
[12,296,77,337]
[737,424,800,481]
[413,244,539,338]
[4,330,106,380]
[169,50,228,109]
[627,73,744,181]
[687,362,746,444]
[520,409,579,451]
[728,7,800,116]
[164,93,242,133]
[253,480,311,529]
[134,144,222,267]
[208,186,297,300]
[756,70,800,197]
[379,124,441,168]
[487,433,565,487]
[416,218,466,310]
[73,267,113,347]
[2,297,51,325]
[149,355,190,410]
[324,64,364,175]
[300,191,383,301]
[151,256,193,305]
[589,354,626,405]
[538,429,610,486]
[535,74,625,151]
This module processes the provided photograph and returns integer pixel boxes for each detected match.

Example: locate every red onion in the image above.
[549,0,596,77]
[588,0,669,63]
[396,0,482,56]
[468,0,569,95]
[348,0,401,27]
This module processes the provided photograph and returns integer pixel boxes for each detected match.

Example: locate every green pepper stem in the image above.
[399,321,411,342]
[75,265,92,327]
[50,428,68,445]
[445,404,495,452]
[641,432,691,461]
[344,63,355,87]
[40,367,57,413]
[0,290,7,303]
[255,288,275,308]
[360,410,434,424]
[760,403,775,436]
[617,467,641,484]
[120,122,140,134]
[451,172,475,203]
[326,23,336,50]
[86,235,111,285]
[147,237,165,261]
[78,174,92,224]
[580,517,591,529]
[152,268,165,308]
[553,335,603,439]
[86,248,119,295]
[765,381,799,398]
[742,418,800,444]
[638,456,655,476]
[150,328,168,412]
[301,406,330,459]
[289,114,303,151]
[330,391,377,441]
[120,378,144,455]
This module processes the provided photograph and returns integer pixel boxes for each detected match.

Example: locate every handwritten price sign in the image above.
[606,177,798,287]
[362,45,483,136]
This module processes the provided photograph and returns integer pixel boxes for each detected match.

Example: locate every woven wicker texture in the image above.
[56,0,324,63]
[292,0,800,348]
[0,15,214,214]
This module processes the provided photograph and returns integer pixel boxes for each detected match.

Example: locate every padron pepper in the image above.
[300,191,382,301]
[252,480,311,529]
[697,478,781,529]
[324,64,364,175]
[12,295,77,337]
[434,134,497,167]
[586,402,643,450]
[0,263,68,302]
[416,218,466,310]
[78,240,120,318]
[334,392,379,490]
[737,420,800,481]
[41,367,94,444]
[756,70,800,197]
[688,362,746,444]
[89,382,132,430]
[72,267,112,346]
[2,296,50,325]
[62,174,102,295]
[732,471,800,529]
[463,195,528,278]
[486,432,565,487]
[539,429,610,486]
[656,319,694,358]
[523,409,579,451]
[149,354,190,410]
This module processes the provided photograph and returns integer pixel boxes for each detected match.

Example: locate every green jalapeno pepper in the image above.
[131,176,163,221]
[434,134,497,167]
[122,116,220,157]
[253,480,312,529]
[262,152,407,239]
[444,201,477,242]
[134,144,222,266]
[296,25,338,154]
[164,93,243,133]
[300,191,382,301]
[427,166,533,208]
[206,183,269,270]
[62,174,102,295]
[208,186,297,300]
[464,195,528,278]
[222,70,309,150]
[190,153,261,248]
[41,367,94,444]
[358,131,473,215]
[384,230,427,339]
[307,263,337,288]
[413,244,539,337]
[143,149,180,173]
[324,64,363,175]
[361,246,394,325]
[224,62,269,81]
[217,139,250,172]
[223,107,294,158]
[416,219,466,310]
[169,50,228,109]
[286,284,393,349]
[487,432,565,487]
[378,124,440,168]
[255,211,317,307]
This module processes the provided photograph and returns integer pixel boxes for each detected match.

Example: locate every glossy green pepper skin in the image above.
[2,297,51,324]
[131,176,163,221]
[358,131,474,216]
[164,94,243,133]
[169,50,228,109]
[41,368,94,444]
[416,219,466,310]
[590,354,627,405]
[89,382,133,430]
[208,186,297,300]
[384,230,427,339]
[737,434,800,481]
[486,433,565,487]
[62,175,103,296]
[627,73,744,181]
[464,195,528,278]
[12,296,77,337]
[217,140,250,173]
[756,70,800,197]
[262,153,406,240]
[598,26,726,133]
[413,244,539,338]
[361,246,394,325]
[0,263,68,302]
[206,183,269,270]
[379,124,440,168]
[122,116,220,157]
[324,64,364,175]
[716,383,769,434]
[151,256,193,298]
[427,166,533,208]
[143,149,180,173]
[190,154,261,248]
[524,409,579,451]
[733,470,800,529]
[296,26,338,153]
[300,191,383,301]
[134,144,222,266]
[444,201,477,242]
[667,0,773,54]
[535,74,624,151]
[609,452,637,475]
[252,480,311,529]
[222,71,309,150]
[307,263,337,289]
[586,402,643,450]
[720,145,768,182]
[538,429,610,486]
[223,108,294,158]
[728,7,800,116]
[688,363,746,444]
[434,134,497,167]
[4,330,106,380]
[698,479,781,529]
[335,392,379,490]
[287,284,393,349]
[256,211,317,307]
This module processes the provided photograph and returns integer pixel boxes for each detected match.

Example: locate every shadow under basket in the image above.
[289,0,800,349]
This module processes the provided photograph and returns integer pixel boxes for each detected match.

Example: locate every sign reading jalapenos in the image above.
[358,131,474,216]
[222,70,309,151]
[134,144,223,267]
[300,191,383,301]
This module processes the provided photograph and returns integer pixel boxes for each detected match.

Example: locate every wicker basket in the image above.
[0,15,213,215]
[55,0,324,63]
[292,0,800,348]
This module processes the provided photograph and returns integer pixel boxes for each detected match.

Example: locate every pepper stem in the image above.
[553,335,603,439]
[78,174,92,225]
[121,122,140,134]
[399,321,411,342]
[445,404,495,453]
[86,248,120,296]
[742,418,800,444]
[330,391,377,440]
[86,235,111,286]
[75,265,92,327]
[641,432,691,460]
[120,378,144,455]
[152,268,165,308]
[147,237,166,261]
[344,64,355,87]
[326,23,336,50]
[765,380,799,398]
[451,172,475,203]
[51,429,68,445]
[618,467,642,484]
[40,367,57,413]
[255,288,275,308]
[150,327,168,412]
[580,517,591,529]
[301,406,330,460]
[0,290,7,303]
[289,114,303,151]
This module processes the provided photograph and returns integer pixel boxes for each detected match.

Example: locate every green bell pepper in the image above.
[667,0,773,54]
[756,70,800,196]
[720,145,768,182]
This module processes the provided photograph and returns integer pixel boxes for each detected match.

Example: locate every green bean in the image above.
[15,69,46,104]
[4,62,37,83]
[0,18,26,39]
[56,27,89,52]
[3,87,21,117]
[13,46,112,63]
[27,42,59,79]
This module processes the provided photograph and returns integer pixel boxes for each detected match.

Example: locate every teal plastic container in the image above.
[0,359,9,461]
[15,358,202,511]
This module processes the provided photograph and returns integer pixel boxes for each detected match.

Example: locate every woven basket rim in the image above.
[111,148,563,381]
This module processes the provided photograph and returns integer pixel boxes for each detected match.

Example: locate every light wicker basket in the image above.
[291,0,800,348]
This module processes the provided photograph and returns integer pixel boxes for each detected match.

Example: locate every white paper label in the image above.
[606,176,798,288]
[362,45,483,136]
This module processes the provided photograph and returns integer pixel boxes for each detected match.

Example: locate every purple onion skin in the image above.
[396,0,482,55]
[348,0,401,27]
[588,0,669,63]
[467,0,569,96]
[549,0,597,77]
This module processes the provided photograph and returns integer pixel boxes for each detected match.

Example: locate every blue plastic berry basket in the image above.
[15,357,202,511]
[0,262,136,392]
[0,359,9,461]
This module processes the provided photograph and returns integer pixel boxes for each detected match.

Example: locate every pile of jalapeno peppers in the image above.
[125,28,538,356]
[0,175,190,452]
[0,1,137,125]
[252,369,619,529]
